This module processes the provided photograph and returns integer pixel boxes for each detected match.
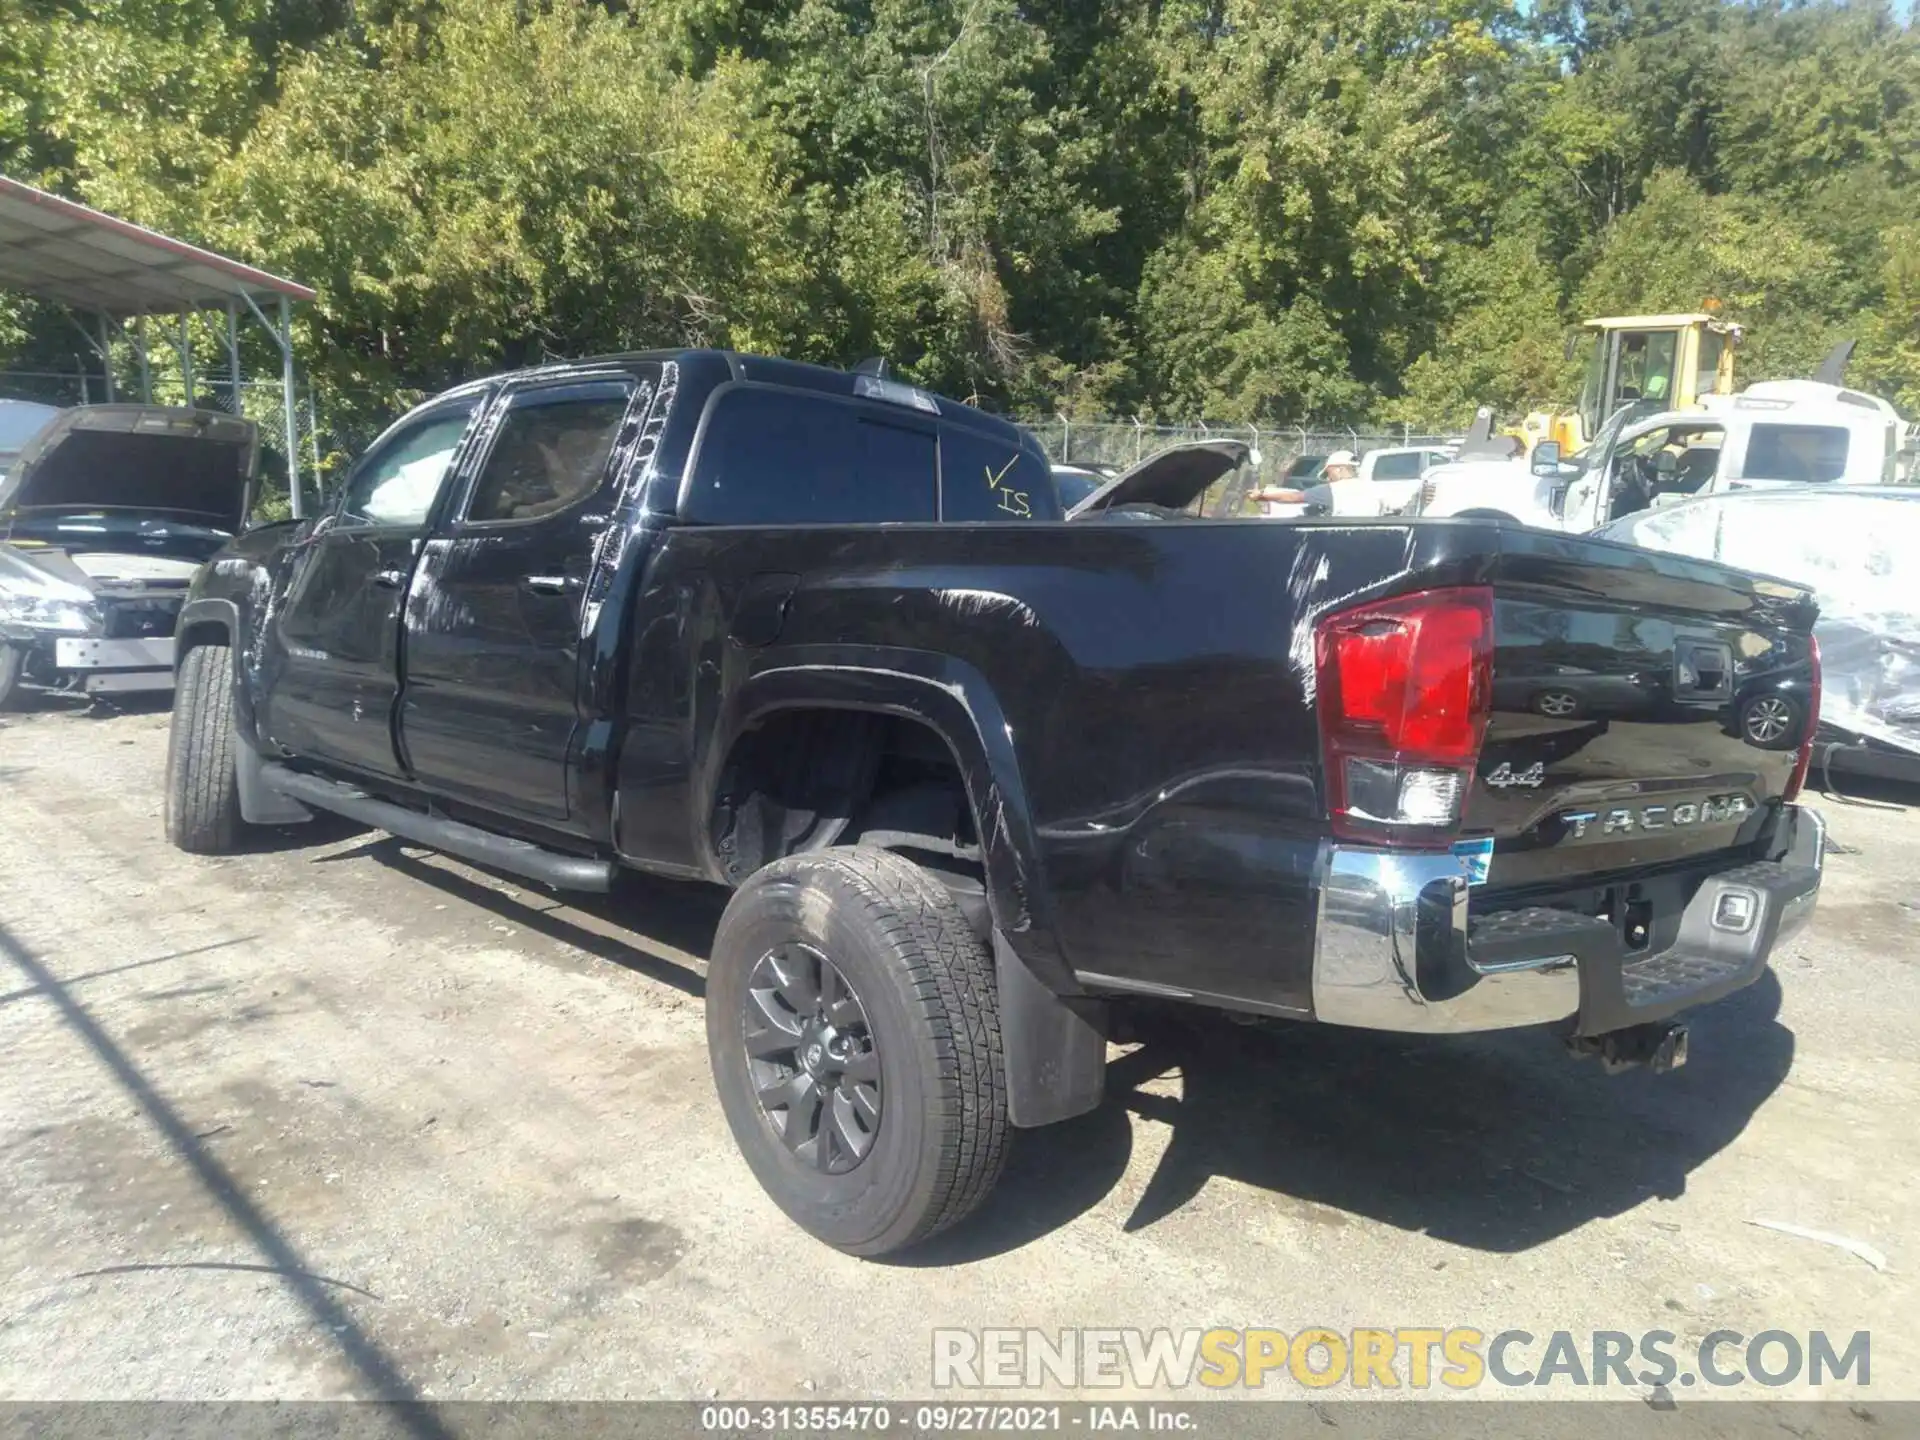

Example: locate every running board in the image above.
[259,763,613,892]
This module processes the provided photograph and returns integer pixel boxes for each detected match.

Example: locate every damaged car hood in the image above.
[0,404,257,534]
[1065,440,1250,519]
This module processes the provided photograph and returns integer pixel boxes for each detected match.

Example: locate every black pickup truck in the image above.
[165,350,1825,1256]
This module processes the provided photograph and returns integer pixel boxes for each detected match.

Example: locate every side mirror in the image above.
[1530,441,1562,477]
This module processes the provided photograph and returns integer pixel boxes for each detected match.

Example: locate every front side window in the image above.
[1695,331,1727,400]
[1744,424,1850,484]
[340,408,475,527]
[465,388,632,523]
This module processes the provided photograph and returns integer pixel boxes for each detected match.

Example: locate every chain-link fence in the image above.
[1022,417,1458,515]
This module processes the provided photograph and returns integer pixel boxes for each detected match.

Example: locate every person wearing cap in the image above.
[1248,449,1361,517]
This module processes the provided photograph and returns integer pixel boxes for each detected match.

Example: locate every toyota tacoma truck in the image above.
[164,350,1826,1256]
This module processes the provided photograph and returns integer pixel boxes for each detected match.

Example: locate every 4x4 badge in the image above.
[1485,761,1545,789]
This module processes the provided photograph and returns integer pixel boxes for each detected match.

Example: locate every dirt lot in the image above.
[1,694,1915,1406]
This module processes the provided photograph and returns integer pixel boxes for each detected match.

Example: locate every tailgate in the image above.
[1467,528,1818,890]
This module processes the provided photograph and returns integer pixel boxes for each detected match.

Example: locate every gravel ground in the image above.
[1,693,1914,1407]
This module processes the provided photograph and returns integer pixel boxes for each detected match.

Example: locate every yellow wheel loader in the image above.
[1518,313,1744,454]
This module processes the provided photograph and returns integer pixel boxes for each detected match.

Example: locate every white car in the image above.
[1416,384,1904,532]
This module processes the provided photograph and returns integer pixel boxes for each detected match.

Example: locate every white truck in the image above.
[1327,443,1457,516]
[1415,382,1907,532]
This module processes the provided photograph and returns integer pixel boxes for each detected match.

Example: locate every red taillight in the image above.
[1315,586,1494,843]
[1784,632,1822,802]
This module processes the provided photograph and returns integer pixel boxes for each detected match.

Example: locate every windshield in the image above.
[1579,329,1682,440]
[1617,330,1679,408]
[1051,469,1103,509]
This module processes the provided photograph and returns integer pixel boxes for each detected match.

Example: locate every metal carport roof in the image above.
[0,175,317,513]
[0,175,314,313]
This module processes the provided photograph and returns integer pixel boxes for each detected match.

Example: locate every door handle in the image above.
[371,568,407,589]
[522,574,583,596]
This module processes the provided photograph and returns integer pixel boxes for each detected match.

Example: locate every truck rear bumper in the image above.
[1311,805,1823,1035]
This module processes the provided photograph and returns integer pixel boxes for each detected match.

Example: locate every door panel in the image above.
[260,404,477,778]
[400,378,642,825]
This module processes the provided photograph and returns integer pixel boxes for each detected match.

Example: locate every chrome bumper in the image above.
[1311,805,1825,1035]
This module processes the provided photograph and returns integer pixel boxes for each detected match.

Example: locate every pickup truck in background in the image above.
[166,350,1826,1256]
[1416,382,1904,531]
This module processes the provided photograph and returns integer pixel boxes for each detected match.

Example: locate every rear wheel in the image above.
[165,643,245,854]
[706,846,1008,1256]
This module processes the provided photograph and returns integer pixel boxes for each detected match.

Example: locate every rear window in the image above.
[684,387,937,524]
[1744,424,1849,484]
[941,427,1055,521]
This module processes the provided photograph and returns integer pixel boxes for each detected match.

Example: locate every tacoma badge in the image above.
[1559,794,1753,839]
[1485,761,1545,789]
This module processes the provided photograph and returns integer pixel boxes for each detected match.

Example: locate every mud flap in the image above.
[235,735,312,826]
[994,930,1107,1128]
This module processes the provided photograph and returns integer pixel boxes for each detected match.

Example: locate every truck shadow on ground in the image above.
[922,971,1794,1263]
[335,835,721,998]
[308,833,1796,1266]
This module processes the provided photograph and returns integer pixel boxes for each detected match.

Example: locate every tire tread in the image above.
[718,844,1010,1253]
[801,846,1009,1246]
[164,643,243,854]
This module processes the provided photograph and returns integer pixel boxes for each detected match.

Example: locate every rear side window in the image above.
[1369,451,1424,481]
[1744,424,1849,484]
[941,427,1054,521]
[465,386,631,523]
[685,387,937,524]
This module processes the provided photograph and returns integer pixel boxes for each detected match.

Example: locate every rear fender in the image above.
[703,645,1072,995]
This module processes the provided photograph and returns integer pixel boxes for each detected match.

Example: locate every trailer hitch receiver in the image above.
[1569,1021,1690,1074]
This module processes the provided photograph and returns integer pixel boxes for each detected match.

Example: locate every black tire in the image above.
[1456,508,1521,524]
[706,846,1008,1256]
[165,643,245,854]
[0,643,22,710]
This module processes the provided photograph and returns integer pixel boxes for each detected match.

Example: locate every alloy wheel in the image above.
[1745,696,1794,744]
[743,943,882,1174]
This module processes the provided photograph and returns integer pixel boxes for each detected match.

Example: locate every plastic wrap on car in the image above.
[1599,490,1920,754]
